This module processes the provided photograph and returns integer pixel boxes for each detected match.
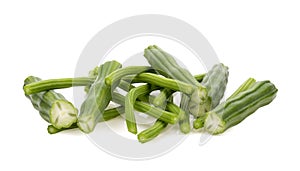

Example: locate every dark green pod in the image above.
[193,77,256,129]
[24,76,78,129]
[204,81,278,135]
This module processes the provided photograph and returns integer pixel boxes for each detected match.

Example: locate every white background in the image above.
[1,0,299,170]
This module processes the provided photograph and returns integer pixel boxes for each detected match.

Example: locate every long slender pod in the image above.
[137,93,185,143]
[105,66,152,87]
[128,73,195,95]
[137,120,168,143]
[153,73,206,107]
[24,77,95,95]
[125,84,160,134]
[112,92,178,124]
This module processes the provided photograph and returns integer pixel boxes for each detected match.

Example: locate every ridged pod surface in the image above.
[84,66,99,93]
[24,76,78,129]
[193,77,255,129]
[201,63,229,109]
[204,81,277,135]
[144,45,208,117]
[77,61,122,133]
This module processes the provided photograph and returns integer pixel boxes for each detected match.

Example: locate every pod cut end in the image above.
[169,115,179,124]
[23,85,32,96]
[137,134,147,143]
[152,98,164,107]
[189,98,211,118]
[50,100,78,129]
[105,77,113,86]
[180,122,191,134]
[47,125,60,134]
[77,114,98,133]
[193,117,204,129]
[204,112,226,135]
[146,45,156,50]
[128,126,138,135]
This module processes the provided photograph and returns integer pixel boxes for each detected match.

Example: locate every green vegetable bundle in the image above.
[23,45,277,143]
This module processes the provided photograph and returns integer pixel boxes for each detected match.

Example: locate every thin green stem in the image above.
[111,92,178,124]
[125,84,159,134]
[179,94,191,134]
[153,73,206,107]
[105,66,152,86]
[226,78,256,100]
[137,120,168,143]
[24,77,95,95]
[132,73,196,95]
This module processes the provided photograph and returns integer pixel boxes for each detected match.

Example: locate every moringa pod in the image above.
[144,45,208,117]
[77,61,122,133]
[193,77,256,129]
[204,80,278,135]
[201,63,229,109]
[24,76,78,129]
[84,66,99,93]
[192,63,229,129]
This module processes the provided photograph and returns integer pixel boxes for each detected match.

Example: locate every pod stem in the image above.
[137,120,168,143]
[105,66,152,86]
[125,84,159,134]
[24,77,95,95]
[128,73,196,95]
[112,92,178,124]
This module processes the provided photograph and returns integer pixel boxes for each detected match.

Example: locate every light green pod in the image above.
[125,84,159,134]
[84,66,99,93]
[77,61,122,133]
[137,120,168,143]
[201,63,229,109]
